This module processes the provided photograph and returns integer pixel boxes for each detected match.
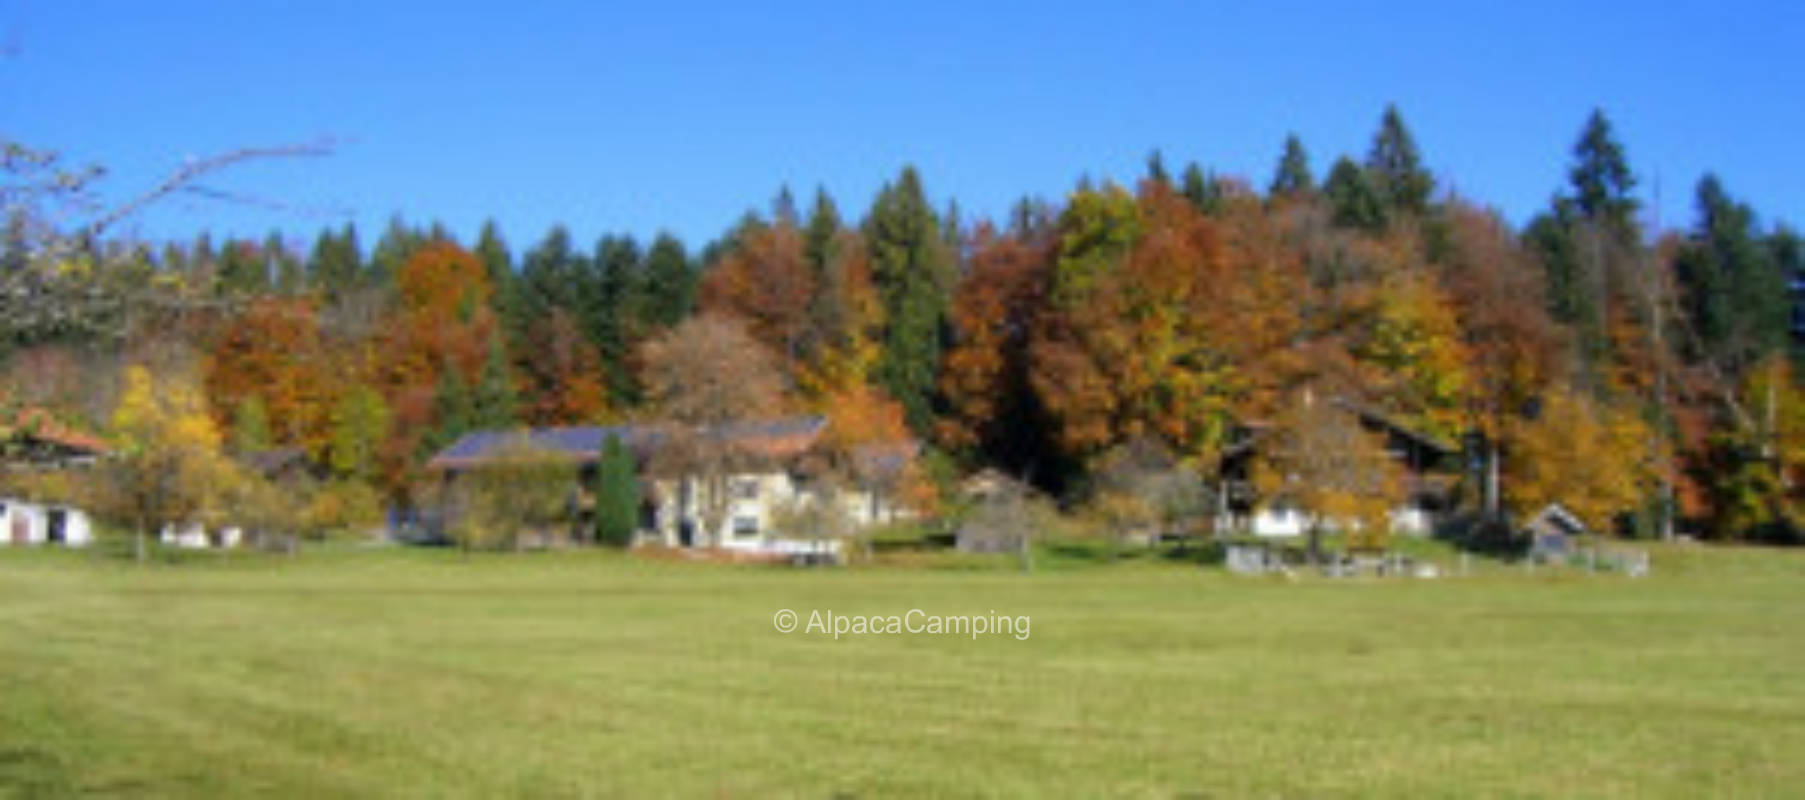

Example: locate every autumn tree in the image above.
[98,365,240,560]
[1253,389,1405,560]
[375,241,498,498]
[204,297,330,455]
[1506,387,1659,532]
[939,224,1052,470]
[639,314,786,546]
[518,309,608,425]
[699,217,815,362]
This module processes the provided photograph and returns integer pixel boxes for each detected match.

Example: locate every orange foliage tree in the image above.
[374,241,501,497]
[699,221,816,365]
[203,297,333,456]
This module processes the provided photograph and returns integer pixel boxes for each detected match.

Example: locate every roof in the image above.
[1523,503,1590,538]
[425,416,828,472]
[0,405,109,457]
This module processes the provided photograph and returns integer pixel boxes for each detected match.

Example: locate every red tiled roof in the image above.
[2,406,109,455]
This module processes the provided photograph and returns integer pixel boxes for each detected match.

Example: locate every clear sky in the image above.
[4,0,1800,255]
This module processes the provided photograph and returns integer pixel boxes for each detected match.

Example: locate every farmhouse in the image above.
[1216,397,1462,539]
[426,416,915,552]
[0,406,106,548]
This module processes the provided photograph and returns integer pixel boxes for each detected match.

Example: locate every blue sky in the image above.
[4,0,1800,254]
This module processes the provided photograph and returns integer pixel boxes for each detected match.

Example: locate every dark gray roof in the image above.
[425,416,827,471]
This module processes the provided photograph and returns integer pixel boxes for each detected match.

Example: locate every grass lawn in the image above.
[0,543,1800,797]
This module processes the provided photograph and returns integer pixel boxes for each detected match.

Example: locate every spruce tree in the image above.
[471,334,519,429]
[593,433,639,546]
[1677,175,1787,371]
[640,232,695,331]
[424,367,475,458]
[1324,156,1387,232]
[1569,109,1638,230]
[593,235,643,405]
[1269,134,1315,198]
[864,166,952,436]
[475,219,519,343]
[1365,104,1434,214]
[804,187,842,274]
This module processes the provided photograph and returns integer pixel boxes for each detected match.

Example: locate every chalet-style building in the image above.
[0,406,106,547]
[1215,397,1463,539]
[426,416,915,553]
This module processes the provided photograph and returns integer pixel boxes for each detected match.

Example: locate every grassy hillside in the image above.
[0,545,1799,797]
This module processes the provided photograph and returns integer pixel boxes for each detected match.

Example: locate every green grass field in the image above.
[1,544,1800,798]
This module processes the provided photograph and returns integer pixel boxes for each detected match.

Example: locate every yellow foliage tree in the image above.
[1507,387,1659,532]
[99,365,241,560]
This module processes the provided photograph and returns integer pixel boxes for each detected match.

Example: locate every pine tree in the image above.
[593,235,643,405]
[471,333,519,429]
[1677,174,1787,372]
[424,367,475,458]
[308,223,363,298]
[1365,104,1434,215]
[1145,149,1171,188]
[804,187,842,274]
[1269,134,1315,198]
[1324,156,1386,232]
[520,225,579,329]
[475,219,518,344]
[1179,162,1224,214]
[1569,109,1638,230]
[639,232,695,331]
[593,433,639,546]
[864,166,952,435]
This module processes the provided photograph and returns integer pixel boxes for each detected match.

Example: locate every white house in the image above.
[0,498,95,546]
[0,406,108,548]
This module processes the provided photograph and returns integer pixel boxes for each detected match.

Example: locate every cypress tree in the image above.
[593,433,640,546]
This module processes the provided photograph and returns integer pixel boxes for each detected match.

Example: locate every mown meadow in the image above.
[0,544,1799,797]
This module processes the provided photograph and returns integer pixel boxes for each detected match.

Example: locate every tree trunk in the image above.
[134,527,146,563]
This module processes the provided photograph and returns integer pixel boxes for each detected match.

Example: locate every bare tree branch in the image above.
[82,138,335,240]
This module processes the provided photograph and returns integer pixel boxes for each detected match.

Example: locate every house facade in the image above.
[0,407,107,549]
[426,416,914,553]
[1215,398,1461,539]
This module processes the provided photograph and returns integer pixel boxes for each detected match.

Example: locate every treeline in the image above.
[3,105,1801,543]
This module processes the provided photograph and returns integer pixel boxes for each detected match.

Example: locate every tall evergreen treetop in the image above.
[640,232,695,331]
[804,187,842,274]
[1365,104,1434,214]
[1324,156,1387,232]
[864,165,952,435]
[1269,133,1315,198]
[1568,109,1639,229]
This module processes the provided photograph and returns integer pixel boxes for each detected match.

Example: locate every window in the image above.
[732,515,760,538]
[732,478,760,500]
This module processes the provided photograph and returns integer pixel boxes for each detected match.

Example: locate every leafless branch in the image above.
[82,138,336,240]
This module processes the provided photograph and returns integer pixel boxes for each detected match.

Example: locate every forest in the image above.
[2,104,1801,547]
